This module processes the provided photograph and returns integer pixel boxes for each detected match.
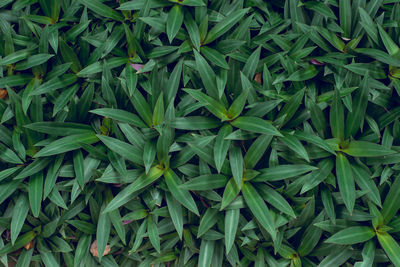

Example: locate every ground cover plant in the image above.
[1,0,400,266]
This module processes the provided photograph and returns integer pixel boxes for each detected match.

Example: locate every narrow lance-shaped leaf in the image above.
[166,192,183,240]
[325,226,375,245]
[28,172,43,218]
[198,240,215,267]
[342,141,396,158]
[96,205,111,262]
[164,169,199,216]
[224,208,239,254]
[184,11,200,51]
[229,145,243,187]
[197,208,218,237]
[103,166,164,213]
[345,75,369,137]
[339,0,352,38]
[214,125,232,173]
[204,8,250,44]
[11,195,29,245]
[231,116,282,136]
[377,231,400,266]
[83,0,123,21]
[336,153,355,214]
[242,183,276,240]
[330,89,345,140]
[167,5,184,43]
[184,89,228,120]
[193,49,219,99]
[382,175,400,223]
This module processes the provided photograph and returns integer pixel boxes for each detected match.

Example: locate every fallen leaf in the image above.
[254,72,262,85]
[24,240,34,250]
[90,240,111,257]
[0,89,7,99]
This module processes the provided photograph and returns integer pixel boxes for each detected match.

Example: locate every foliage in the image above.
[1,0,400,266]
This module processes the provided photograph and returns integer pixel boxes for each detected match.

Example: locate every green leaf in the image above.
[298,212,324,256]
[0,180,21,206]
[130,89,153,127]
[258,184,296,218]
[90,108,147,128]
[184,89,228,120]
[253,164,318,182]
[193,49,219,99]
[0,50,30,66]
[325,226,375,244]
[229,145,243,186]
[293,131,336,155]
[330,89,345,140]
[14,54,54,71]
[355,240,375,267]
[0,230,37,255]
[228,78,249,120]
[167,5,184,43]
[242,46,261,79]
[30,74,77,96]
[11,195,29,245]
[28,172,43,218]
[198,240,215,267]
[279,133,309,162]
[73,150,85,189]
[276,88,305,127]
[231,116,282,136]
[164,169,199,216]
[15,248,33,267]
[179,174,228,190]
[382,175,400,223]
[82,0,123,21]
[214,125,232,173]
[166,192,183,239]
[244,134,273,169]
[97,135,143,165]
[336,153,355,214]
[201,46,229,69]
[103,166,164,213]
[0,144,23,164]
[339,0,352,38]
[377,231,400,266]
[319,247,353,267]
[171,116,220,130]
[204,8,250,44]
[97,206,111,262]
[198,208,218,237]
[286,66,318,81]
[73,234,91,266]
[303,1,336,19]
[221,178,241,210]
[342,141,396,157]
[184,12,200,51]
[377,23,400,55]
[34,133,98,157]
[152,93,164,126]
[143,141,156,174]
[224,208,239,254]
[355,48,400,67]
[242,183,276,240]
[14,157,51,180]
[147,216,160,253]
[345,75,370,137]
[351,164,381,207]
[59,40,82,73]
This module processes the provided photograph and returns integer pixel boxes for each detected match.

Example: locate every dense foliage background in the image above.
[1,0,400,266]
